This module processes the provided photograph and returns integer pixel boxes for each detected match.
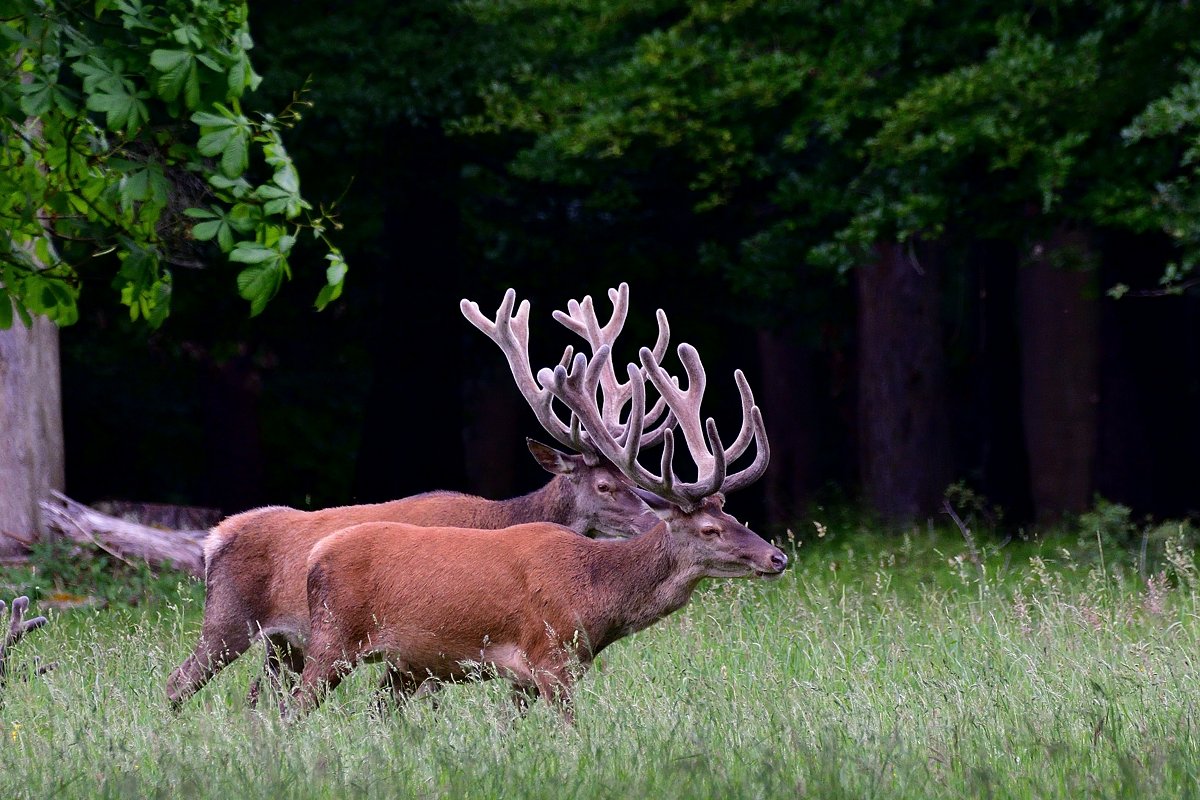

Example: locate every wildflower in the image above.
[1012,592,1033,636]
[1144,572,1168,616]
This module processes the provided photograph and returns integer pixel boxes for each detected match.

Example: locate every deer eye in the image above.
[596,482,613,494]
[700,526,721,538]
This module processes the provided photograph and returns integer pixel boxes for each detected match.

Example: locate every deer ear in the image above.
[526,439,578,475]
[633,488,680,520]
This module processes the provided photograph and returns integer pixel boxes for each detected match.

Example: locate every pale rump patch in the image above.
[202,505,292,571]
[201,526,229,571]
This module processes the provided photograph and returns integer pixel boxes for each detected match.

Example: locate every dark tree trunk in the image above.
[856,240,951,522]
[0,315,65,554]
[201,351,266,512]
[755,329,817,527]
[462,368,523,500]
[1017,228,1099,522]
[975,247,1032,521]
[353,130,466,501]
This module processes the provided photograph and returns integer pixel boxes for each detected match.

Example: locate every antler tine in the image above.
[552,284,629,431]
[543,348,703,511]
[0,596,51,687]
[641,343,716,474]
[640,342,770,499]
[557,344,575,370]
[617,307,674,446]
[723,370,758,461]
[461,291,595,455]
[721,405,770,494]
[538,351,610,459]
[554,287,677,441]
[539,348,699,511]
[621,360,647,460]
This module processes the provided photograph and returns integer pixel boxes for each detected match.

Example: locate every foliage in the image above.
[1122,61,1200,293]
[3,524,1200,797]
[0,0,345,328]
[459,1,1200,299]
[0,537,199,608]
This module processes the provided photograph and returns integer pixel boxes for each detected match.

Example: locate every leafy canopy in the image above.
[0,0,345,328]
[460,0,1200,296]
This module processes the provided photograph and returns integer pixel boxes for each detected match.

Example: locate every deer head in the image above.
[539,309,785,578]
[462,284,669,539]
[525,438,657,539]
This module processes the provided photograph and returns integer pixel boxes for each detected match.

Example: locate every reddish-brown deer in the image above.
[166,285,663,711]
[289,293,784,722]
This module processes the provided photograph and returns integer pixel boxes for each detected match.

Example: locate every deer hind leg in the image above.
[166,621,254,711]
[247,634,305,709]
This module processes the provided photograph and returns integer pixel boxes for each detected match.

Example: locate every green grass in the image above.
[3,521,1200,799]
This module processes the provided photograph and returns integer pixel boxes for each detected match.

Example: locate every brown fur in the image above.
[291,497,788,723]
[166,452,658,711]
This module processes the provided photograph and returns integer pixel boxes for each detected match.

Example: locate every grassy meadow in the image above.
[2,509,1200,799]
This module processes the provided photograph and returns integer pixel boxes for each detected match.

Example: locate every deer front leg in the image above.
[286,648,354,722]
[374,666,445,716]
[532,666,576,726]
[509,684,539,717]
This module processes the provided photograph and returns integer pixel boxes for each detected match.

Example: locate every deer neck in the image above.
[579,523,704,653]
[494,476,581,533]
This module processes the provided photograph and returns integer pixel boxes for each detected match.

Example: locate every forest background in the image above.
[4,0,1200,551]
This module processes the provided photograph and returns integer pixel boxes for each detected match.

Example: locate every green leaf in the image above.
[119,167,150,209]
[314,281,341,310]
[191,110,232,127]
[274,164,300,195]
[217,222,235,252]
[315,251,347,311]
[208,174,253,199]
[227,203,260,232]
[230,242,277,264]
[19,76,54,116]
[0,295,12,330]
[236,263,283,316]
[196,53,222,72]
[191,220,223,240]
[197,126,236,156]
[221,133,249,177]
[152,49,199,106]
[228,53,249,96]
[149,48,190,71]
[13,300,32,329]
[86,83,150,133]
[193,110,252,178]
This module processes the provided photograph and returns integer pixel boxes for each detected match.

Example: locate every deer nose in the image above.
[769,551,789,572]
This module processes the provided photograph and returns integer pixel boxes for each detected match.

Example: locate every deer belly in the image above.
[367,635,536,686]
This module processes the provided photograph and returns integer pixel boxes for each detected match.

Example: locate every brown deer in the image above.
[166,285,664,712]
[289,297,784,723]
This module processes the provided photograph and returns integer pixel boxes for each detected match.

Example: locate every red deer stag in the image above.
[166,285,663,712]
[289,297,784,723]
